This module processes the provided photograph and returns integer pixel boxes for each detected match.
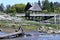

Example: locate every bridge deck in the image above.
[16,14,59,17]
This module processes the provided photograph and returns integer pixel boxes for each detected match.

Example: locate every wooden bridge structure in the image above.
[16,13,59,24]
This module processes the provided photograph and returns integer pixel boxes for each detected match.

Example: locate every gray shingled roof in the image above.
[29,3,42,11]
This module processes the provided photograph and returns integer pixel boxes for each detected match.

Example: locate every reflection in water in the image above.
[0,32,7,35]
[1,31,60,40]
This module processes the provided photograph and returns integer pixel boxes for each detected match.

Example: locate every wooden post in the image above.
[54,15,56,24]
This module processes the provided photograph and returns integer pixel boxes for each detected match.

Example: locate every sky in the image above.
[0,0,60,7]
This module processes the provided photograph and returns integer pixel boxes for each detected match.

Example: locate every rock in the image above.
[54,30,60,34]
[47,30,54,34]
[26,34,32,36]
[0,29,2,31]
[48,27,53,30]
[58,30,60,33]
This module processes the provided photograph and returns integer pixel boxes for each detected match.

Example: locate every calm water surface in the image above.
[1,31,60,40]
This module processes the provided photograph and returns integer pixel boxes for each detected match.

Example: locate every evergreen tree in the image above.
[50,2,54,12]
[54,2,60,13]
[25,2,32,12]
[0,3,4,12]
[42,0,50,12]
[6,5,11,14]
[38,0,41,7]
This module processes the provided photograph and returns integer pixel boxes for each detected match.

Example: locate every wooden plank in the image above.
[0,31,23,38]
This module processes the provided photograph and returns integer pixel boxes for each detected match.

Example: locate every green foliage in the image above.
[50,2,54,12]
[42,10,48,13]
[6,5,11,14]
[23,26,37,30]
[9,6,16,16]
[42,0,60,13]
[1,1,60,14]
[14,4,25,13]
[53,2,60,13]
[5,3,26,15]
[45,24,58,29]
[42,0,50,12]
[9,7,16,13]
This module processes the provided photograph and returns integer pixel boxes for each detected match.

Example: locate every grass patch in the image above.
[0,20,59,30]
[22,25,38,30]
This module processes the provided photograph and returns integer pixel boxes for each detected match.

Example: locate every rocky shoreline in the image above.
[38,26,60,34]
[0,26,60,34]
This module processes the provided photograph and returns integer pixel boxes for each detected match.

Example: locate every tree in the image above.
[42,0,50,12]
[0,3,4,12]
[5,3,26,14]
[54,2,60,13]
[38,0,41,7]
[6,5,11,14]
[50,2,54,12]
[9,6,16,16]
[14,4,25,13]
[25,2,32,12]
[9,7,16,13]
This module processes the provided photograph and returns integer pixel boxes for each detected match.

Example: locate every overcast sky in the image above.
[0,0,60,6]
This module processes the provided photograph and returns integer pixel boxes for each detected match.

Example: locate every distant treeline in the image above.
[0,0,60,14]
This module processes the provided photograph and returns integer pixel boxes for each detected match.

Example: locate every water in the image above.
[0,32,7,35]
[1,31,60,40]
